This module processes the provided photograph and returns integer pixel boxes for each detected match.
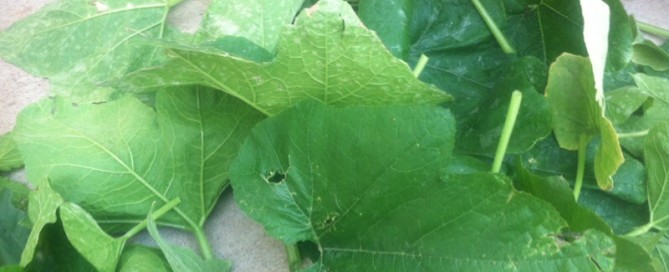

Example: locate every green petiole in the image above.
[470,0,516,54]
[573,134,589,200]
[412,54,429,78]
[637,21,669,39]
[286,243,302,271]
[618,129,650,138]
[491,90,523,173]
[122,198,182,240]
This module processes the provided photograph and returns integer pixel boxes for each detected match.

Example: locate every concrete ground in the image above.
[0,0,667,271]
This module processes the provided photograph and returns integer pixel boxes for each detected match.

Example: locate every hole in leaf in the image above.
[297,240,321,265]
[264,171,286,184]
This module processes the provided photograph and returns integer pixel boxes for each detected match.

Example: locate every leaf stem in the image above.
[573,134,589,200]
[491,90,523,173]
[286,243,302,271]
[122,198,182,240]
[617,129,649,138]
[470,0,516,54]
[624,222,653,237]
[412,54,429,78]
[192,226,214,260]
[637,21,669,39]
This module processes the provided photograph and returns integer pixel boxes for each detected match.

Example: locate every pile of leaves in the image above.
[1,0,669,271]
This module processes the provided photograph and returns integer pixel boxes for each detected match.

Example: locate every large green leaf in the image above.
[230,102,615,270]
[0,189,29,266]
[14,87,263,231]
[60,203,126,272]
[118,0,451,116]
[147,213,231,272]
[645,122,669,230]
[195,0,304,52]
[545,53,623,190]
[0,0,181,102]
[0,133,22,172]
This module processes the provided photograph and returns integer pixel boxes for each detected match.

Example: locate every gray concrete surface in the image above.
[0,0,667,271]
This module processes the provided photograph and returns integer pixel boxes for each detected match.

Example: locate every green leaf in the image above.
[506,0,586,63]
[0,178,30,210]
[146,212,231,272]
[195,0,304,53]
[357,0,412,59]
[0,189,30,266]
[0,133,22,172]
[578,189,648,235]
[514,161,654,271]
[632,39,669,71]
[20,180,64,267]
[14,86,263,231]
[118,0,451,116]
[0,0,180,102]
[231,102,615,270]
[455,57,551,156]
[117,245,170,272]
[545,53,624,190]
[650,235,669,272]
[645,122,669,230]
[616,74,669,156]
[24,218,97,272]
[59,202,126,272]
[605,86,648,124]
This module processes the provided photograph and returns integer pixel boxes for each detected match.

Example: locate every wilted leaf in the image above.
[545,53,624,189]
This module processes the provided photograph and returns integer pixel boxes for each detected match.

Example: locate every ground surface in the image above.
[0,0,667,271]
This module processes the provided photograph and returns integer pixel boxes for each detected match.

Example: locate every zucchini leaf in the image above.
[230,102,616,271]
[14,87,263,231]
[0,0,182,102]
[545,53,623,190]
[118,0,451,116]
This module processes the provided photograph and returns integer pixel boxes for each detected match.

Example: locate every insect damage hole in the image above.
[263,171,286,184]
